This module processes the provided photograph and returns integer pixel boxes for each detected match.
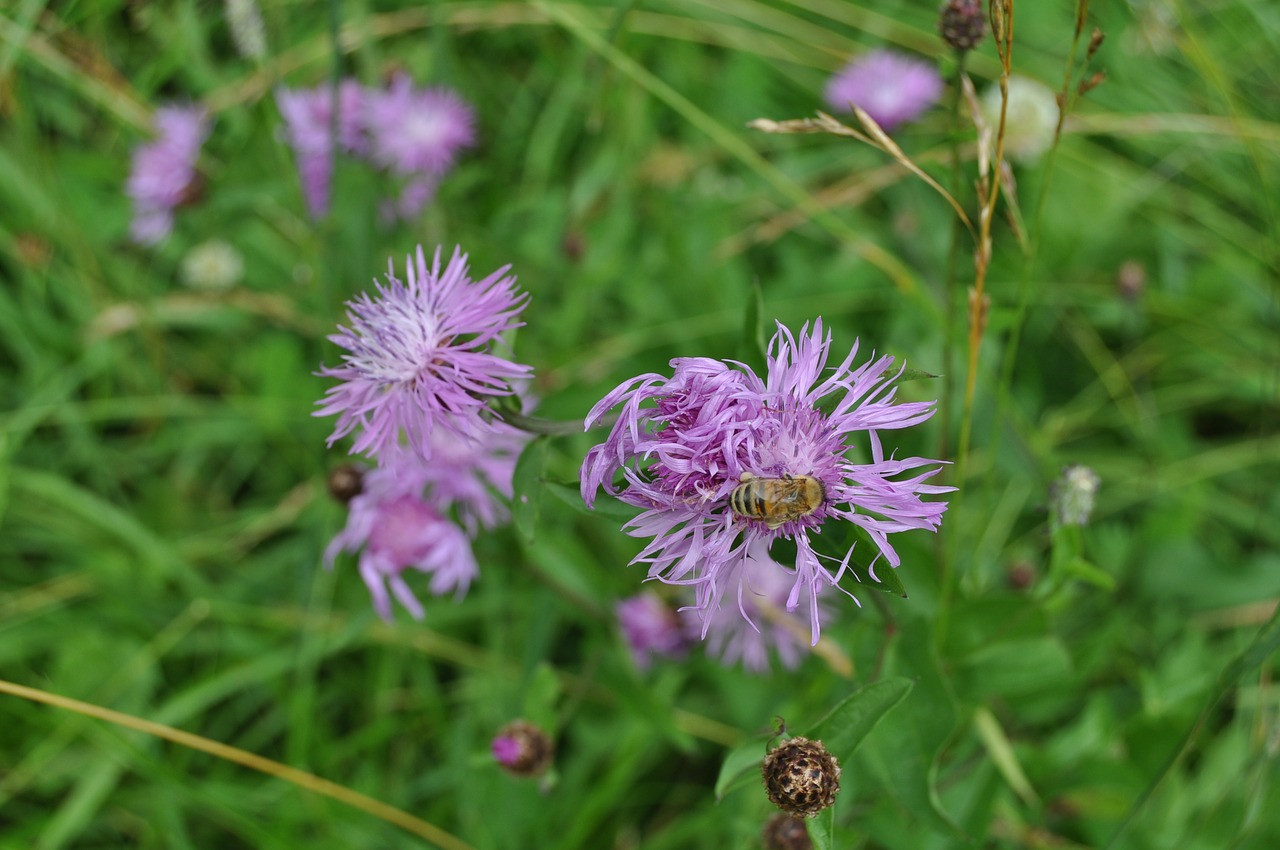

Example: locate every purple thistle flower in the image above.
[276,80,367,218]
[824,50,943,131]
[581,320,951,645]
[686,542,834,672]
[380,411,530,536]
[616,592,691,669]
[365,75,475,176]
[324,461,477,621]
[126,106,211,245]
[316,245,532,463]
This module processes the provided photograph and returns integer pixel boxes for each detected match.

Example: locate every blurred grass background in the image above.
[1,0,1278,848]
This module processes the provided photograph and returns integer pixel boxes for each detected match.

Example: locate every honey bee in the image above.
[728,472,826,529]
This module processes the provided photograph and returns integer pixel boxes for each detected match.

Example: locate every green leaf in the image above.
[808,806,836,850]
[1064,557,1115,590]
[545,480,641,523]
[512,437,550,543]
[858,620,969,841]
[895,366,940,383]
[738,277,767,368]
[808,522,909,598]
[973,707,1039,805]
[714,734,770,801]
[958,637,1073,700]
[808,677,914,763]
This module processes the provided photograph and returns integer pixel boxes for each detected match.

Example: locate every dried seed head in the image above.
[326,463,365,504]
[492,719,555,778]
[763,812,814,850]
[761,737,841,818]
[1050,465,1101,528]
[939,0,986,52]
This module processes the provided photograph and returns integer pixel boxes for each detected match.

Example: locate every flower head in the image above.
[939,0,986,53]
[616,592,691,669]
[689,543,832,672]
[316,245,532,462]
[981,75,1059,163]
[491,719,555,778]
[582,321,950,644]
[277,80,367,218]
[381,413,530,535]
[762,737,841,818]
[366,75,476,176]
[126,106,211,245]
[324,460,478,620]
[824,50,943,131]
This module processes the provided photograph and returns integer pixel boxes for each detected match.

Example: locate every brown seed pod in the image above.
[762,811,814,850]
[761,736,841,818]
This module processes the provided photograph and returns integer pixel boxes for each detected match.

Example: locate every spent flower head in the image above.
[824,50,943,131]
[324,460,477,621]
[981,75,1060,163]
[126,105,211,245]
[316,245,532,462]
[582,321,951,645]
[180,238,244,291]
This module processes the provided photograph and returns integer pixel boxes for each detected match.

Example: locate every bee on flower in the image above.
[581,321,951,648]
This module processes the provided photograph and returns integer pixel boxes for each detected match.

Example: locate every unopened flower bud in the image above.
[492,719,555,778]
[939,0,986,52]
[763,812,813,850]
[762,737,841,818]
[326,463,365,504]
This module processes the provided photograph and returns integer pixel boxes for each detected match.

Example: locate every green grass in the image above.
[1,1,1278,848]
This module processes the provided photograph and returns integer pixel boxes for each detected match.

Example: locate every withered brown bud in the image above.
[326,463,365,504]
[1078,71,1107,96]
[491,719,555,778]
[1087,27,1106,60]
[763,812,813,850]
[761,737,841,818]
[939,0,986,52]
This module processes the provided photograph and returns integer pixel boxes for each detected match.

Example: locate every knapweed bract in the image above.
[581,321,951,647]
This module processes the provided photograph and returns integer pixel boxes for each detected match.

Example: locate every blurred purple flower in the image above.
[316,245,531,462]
[276,80,367,218]
[824,50,943,131]
[366,75,476,177]
[582,320,951,644]
[688,543,833,672]
[324,461,477,621]
[616,592,691,669]
[380,413,530,536]
[126,106,211,245]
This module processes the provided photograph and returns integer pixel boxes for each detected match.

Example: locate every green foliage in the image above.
[1,1,1278,848]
